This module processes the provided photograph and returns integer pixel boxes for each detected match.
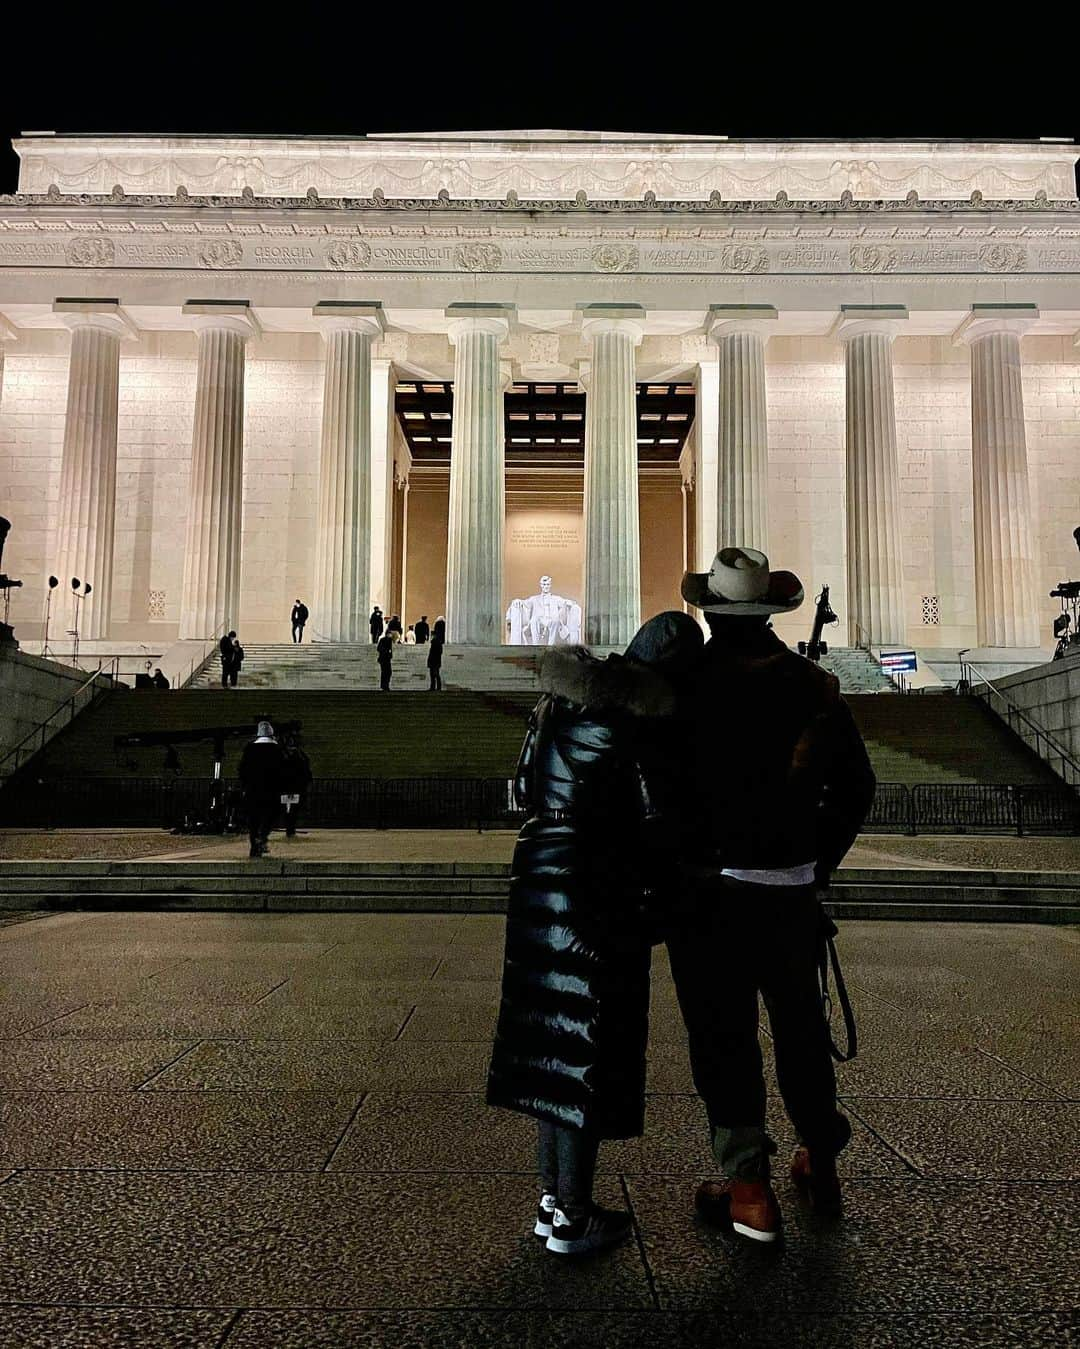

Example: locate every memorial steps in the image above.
[190,642,553,693]
[190,641,896,696]
[13,676,1061,791]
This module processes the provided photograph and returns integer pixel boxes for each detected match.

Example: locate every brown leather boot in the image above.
[695,1179,781,1243]
[790,1146,842,1217]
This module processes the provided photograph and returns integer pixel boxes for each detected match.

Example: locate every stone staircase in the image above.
[190,643,549,693]
[193,641,897,696]
[9,682,1062,791]
[1,860,1076,923]
[820,646,897,693]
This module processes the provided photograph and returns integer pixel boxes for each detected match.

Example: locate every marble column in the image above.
[444,304,513,645]
[839,308,908,647]
[179,303,258,640]
[709,305,776,552]
[961,305,1040,648]
[53,301,132,641]
[582,305,644,645]
[312,302,384,641]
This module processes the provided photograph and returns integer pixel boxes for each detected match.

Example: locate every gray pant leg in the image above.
[555,1125,599,1218]
[537,1121,558,1194]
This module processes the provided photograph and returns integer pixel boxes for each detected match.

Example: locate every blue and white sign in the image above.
[880,649,918,674]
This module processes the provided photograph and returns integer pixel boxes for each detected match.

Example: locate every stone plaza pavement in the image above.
[0,912,1075,1348]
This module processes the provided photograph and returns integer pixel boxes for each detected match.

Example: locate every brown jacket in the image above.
[685,629,875,881]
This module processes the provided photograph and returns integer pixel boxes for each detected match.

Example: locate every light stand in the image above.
[69,577,92,670]
[42,575,58,658]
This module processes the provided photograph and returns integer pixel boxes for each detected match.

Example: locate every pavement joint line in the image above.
[843,1100,924,1176]
[134,1040,207,1090]
[392,1005,418,1042]
[11,1002,95,1036]
[215,1308,245,1347]
[321,1092,369,1172]
[618,1171,662,1310]
[971,1047,1072,1101]
[250,977,291,1006]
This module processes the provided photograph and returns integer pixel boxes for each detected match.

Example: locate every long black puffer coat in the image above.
[486,644,683,1139]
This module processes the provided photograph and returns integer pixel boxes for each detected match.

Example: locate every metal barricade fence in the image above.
[864,783,913,833]
[0,776,1076,835]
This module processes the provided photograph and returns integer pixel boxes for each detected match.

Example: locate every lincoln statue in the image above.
[506,577,583,646]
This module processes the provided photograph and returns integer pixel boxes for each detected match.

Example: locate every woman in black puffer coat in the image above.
[486,611,702,1256]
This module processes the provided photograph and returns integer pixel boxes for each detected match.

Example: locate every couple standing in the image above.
[487,547,876,1255]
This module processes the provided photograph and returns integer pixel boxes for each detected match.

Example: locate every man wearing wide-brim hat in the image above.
[669,546,875,1243]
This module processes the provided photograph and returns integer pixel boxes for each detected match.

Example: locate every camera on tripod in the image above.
[1050,566,1080,662]
[0,517,24,632]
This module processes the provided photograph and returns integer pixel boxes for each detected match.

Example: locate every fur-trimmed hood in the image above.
[539,647,678,718]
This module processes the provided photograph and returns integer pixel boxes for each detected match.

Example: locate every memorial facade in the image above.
[0,131,1078,655]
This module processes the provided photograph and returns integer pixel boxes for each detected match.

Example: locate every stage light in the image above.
[48,576,58,589]
[71,577,80,590]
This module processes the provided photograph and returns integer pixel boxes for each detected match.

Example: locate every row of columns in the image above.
[443,302,644,645]
[704,303,1041,650]
[14,299,1043,651]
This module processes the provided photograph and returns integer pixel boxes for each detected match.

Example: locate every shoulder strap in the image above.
[817,909,858,1062]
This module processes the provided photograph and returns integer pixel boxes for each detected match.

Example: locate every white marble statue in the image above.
[506,575,582,646]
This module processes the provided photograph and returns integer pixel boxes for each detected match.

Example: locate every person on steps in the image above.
[369,607,384,644]
[671,547,875,1244]
[487,612,703,1258]
[404,624,417,645]
[291,599,309,644]
[414,615,430,645]
[239,720,285,858]
[376,630,394,691]
[219,631,241,688]
[280,732,313,838]
[432,615,446,645]
[427,633,444,691]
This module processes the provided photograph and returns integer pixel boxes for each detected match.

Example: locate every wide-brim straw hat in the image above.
[681,547,804,616]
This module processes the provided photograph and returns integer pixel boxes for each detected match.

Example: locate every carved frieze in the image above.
[14,136,1077,204]
[326,239,372,270]
[66,235,115,267]
[198,239,243,268]
[8,215,1080,279]
[850,243,898,273]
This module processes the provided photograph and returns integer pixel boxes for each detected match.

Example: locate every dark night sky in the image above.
[0,23,1076,193]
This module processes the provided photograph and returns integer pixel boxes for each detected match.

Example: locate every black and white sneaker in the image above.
[546,1204,633,1256]
[534,1192,557,1239]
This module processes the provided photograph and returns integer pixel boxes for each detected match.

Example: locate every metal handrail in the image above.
[961,659,1080,788]
[178,638,223,690]
[0,655,121,777]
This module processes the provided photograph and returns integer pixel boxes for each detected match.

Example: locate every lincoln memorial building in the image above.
[1,131,1078,661]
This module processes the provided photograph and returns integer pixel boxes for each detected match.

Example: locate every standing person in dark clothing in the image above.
[228,635,244,688]
[369,607,384,644]
[151,667,170,690]
[414,615,430,645]
[280,733,313,838]
[291,599,309,643]
[488,613,704,1258]
[386,614,403,639]
[239,720,286,858]
[376,631,394,691]
[432,615,446,644]
[669,548,876,1244]
[219,631,238,688]
[426,633,444,691]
